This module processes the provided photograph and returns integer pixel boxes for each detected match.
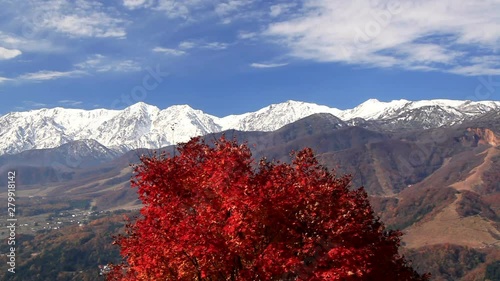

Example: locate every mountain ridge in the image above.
[1,99,499,155]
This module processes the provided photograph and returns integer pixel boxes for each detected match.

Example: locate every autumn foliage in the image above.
[108,137,429,280]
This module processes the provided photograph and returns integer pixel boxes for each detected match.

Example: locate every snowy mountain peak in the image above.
[282,100,309,106]
[124,102,160,114]
[339,99,410,120]
[166,104,197,112]
[362,98,382,104]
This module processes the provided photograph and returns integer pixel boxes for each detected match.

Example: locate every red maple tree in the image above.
[108,136,429,281]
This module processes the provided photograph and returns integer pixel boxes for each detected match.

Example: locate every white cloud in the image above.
[154,0,210,19]
[0,47,22,60]
[153,47,186,56]
[0,32,62,54]
[179,41,197,49]
[107,60,142,72]
[121,0,258,23]
[58,99,84,106]
[0,77,12,83]
[215,0,252,16]
[203,42,229,50]
[171,41,229,52]
[19,70,86,81]
[238,31,258,40]
[0,33,23,46]
[250,62,288,68]
[215,0,264,24]
[132,0,256,23]
[52,15,125,38]
[76,55,141,72]
[264,0,500,75]
[269,3,296,17]
[76,54,106,69]
[123,0,153,9]
[394,43,463,65]
[125,0,230,20]
[23,101,48,108]
[449,65,500,76]
[21,0,127,38]
[449,56,500,76]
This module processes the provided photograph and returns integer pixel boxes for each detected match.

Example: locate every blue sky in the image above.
[0,0,499,116]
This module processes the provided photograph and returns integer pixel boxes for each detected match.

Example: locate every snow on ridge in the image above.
[338,99,410,120]
[217,100,343,131]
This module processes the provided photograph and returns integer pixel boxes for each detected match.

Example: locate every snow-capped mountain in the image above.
[218,100,342,131]
[0,107,120,155]
[0,99,499,155]
[337,99,500,120]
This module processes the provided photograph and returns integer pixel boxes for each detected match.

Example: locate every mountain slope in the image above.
[1,111,499,281]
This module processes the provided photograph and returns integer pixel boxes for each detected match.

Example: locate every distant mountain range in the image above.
[2,110,498,241]
[1,103,500,280]
[1,99,500,155]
